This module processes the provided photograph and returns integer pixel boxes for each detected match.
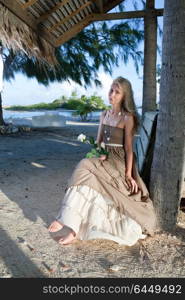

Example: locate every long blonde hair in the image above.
[111,76,140,134]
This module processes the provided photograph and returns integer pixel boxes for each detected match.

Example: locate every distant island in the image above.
[3,103,66,111]
[3,93,109,112]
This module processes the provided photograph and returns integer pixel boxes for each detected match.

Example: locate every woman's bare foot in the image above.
[58,232,76,245]
[48,220,64,232]
[99,154,107,161]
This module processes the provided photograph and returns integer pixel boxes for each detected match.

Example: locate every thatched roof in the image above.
[0,0,123,66]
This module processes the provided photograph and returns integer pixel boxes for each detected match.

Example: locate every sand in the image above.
[0,121,185,278]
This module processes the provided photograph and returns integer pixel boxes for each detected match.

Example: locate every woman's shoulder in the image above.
[124,111,134,120]
[124,110,132,116]
[102,109,109,114]
[123,112,135,128]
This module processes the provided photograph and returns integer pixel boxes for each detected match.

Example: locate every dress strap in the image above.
[116,112,126,128]
[102,110,107,118]
[101,110,108,125]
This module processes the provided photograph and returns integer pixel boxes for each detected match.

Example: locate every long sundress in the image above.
[55,111,157,246]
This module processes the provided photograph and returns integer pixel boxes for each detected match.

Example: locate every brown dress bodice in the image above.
[102,124,125,145]
[100,109,125,145]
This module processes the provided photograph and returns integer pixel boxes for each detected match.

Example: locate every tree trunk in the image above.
[150,0,185,231]
[142,0,157,117]
[0,92,5,125]
[0,49,4,126]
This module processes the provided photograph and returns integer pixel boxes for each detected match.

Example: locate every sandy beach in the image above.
[0,121,185,278]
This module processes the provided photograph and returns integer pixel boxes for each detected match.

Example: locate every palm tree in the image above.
[150,0,185,231]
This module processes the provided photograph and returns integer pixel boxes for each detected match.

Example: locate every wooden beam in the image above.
[36,0,69,24]
[48,1,92,33]
[95,0,104,13]
[0,0,56,47]
[55,7,163,47]
[55,15,92,47]
[22,0,39,9]
[103,0,125,13]
[90,9,163,21]
[99,0,104,12]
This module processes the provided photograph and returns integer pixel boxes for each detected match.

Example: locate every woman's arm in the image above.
[124,114,138,193]
[124,114,134,176]
[96,110,105,145]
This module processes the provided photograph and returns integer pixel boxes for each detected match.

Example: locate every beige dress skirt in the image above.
[56,124,157,246]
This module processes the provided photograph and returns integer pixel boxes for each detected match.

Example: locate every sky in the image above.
[2,0,164,108]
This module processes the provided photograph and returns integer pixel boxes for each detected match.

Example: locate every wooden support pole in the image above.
[95,0,104,13]
[142,0,158,116]
[103,0,125,13]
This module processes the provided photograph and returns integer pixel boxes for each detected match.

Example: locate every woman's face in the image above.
[108,83,125,106]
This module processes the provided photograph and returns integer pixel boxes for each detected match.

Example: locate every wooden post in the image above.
[142,0,157,117]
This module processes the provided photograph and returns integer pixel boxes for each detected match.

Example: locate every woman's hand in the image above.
[125,174,139,194]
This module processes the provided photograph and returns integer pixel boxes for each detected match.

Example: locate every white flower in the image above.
[77,134,86,142]
[100,142,105,149]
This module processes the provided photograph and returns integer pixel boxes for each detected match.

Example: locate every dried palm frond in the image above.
[0,3,58,67]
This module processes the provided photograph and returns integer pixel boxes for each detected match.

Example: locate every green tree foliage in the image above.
[52,95,68,107]
[156,64,161,84]
[71,95,107,121]
[58,92,107,121]
[3,22,144,87]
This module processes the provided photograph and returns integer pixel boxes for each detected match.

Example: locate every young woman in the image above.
[48,77,157,246]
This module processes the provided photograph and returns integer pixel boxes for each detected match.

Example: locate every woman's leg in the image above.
[48,185,87,244]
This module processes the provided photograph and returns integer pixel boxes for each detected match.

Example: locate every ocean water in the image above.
[3,109,101,121]
[3,108,142,122]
